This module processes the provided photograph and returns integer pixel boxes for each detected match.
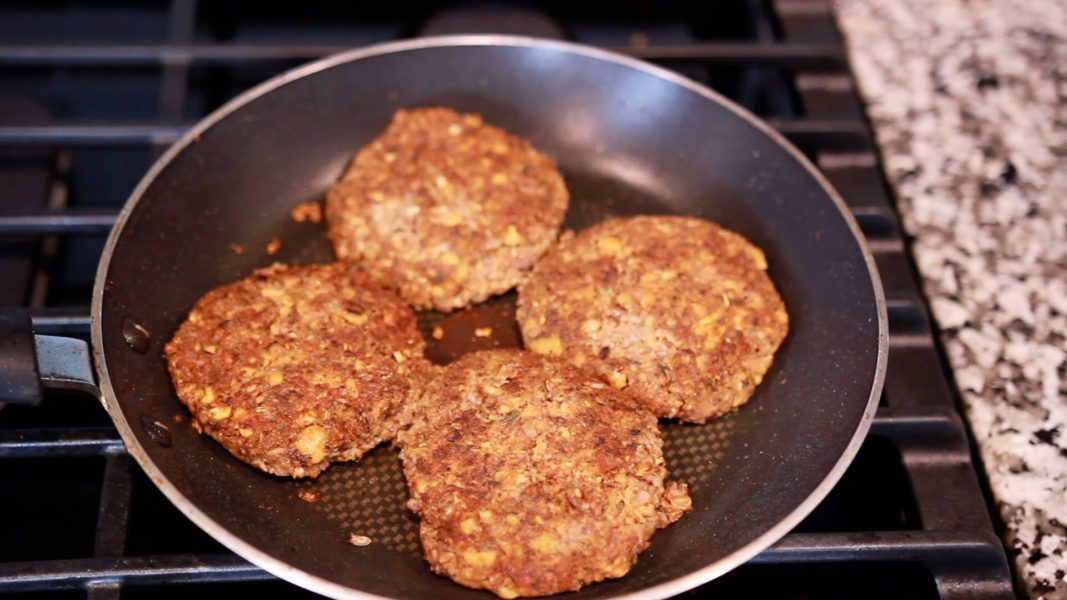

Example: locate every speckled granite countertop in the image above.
[835,1,1066,597]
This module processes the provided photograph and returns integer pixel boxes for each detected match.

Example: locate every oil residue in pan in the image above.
[419,292,523,365]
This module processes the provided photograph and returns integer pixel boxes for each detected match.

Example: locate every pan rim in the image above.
[91,34,888,600]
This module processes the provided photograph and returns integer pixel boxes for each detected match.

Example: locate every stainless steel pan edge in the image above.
[89,35,889,600]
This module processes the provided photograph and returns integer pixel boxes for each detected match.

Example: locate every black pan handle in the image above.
[0,309,99,405]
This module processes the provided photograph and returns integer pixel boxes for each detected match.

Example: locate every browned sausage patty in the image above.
[165,262,427,478]
[326,107,569,312]
[396,350,691,599]
[518,216,789,423]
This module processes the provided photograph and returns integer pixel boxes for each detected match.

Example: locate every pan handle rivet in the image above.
[122,317,151,354]
[140,415,172,448]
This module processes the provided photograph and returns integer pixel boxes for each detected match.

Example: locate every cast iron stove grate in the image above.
[0,1,1016,598]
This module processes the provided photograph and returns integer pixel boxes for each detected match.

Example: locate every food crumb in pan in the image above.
[290,200,323,223]
[474,326,493,338]
[348,533,373,547]
[297,490,320,503]
[265,237,282,255]
[432,325,445,340]
[229,243,244,255]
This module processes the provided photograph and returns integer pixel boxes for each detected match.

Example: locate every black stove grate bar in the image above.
[0,42,844,70]
[0,408,968,460]
[3,197,887,242]
[0,531,1011,597]
[95,454,134,558]
[759,531,1014,600]
[0,124,186,147]
[0,208,117,235]
[15,300,942,338]
[0,118,867,149]
[0,428,123,458]
[0,554,270,593]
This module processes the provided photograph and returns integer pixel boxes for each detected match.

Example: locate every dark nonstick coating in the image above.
[92,37,886,599]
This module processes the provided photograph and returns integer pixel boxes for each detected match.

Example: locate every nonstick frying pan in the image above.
[2,36,887,599]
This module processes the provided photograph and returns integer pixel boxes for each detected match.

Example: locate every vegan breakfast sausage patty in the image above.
[518,215,789,423]
[326,107,569,312]
[396,350,691,599]
[165,262,426,478]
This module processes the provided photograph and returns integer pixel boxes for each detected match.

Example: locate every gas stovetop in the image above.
[0,1,1016,598]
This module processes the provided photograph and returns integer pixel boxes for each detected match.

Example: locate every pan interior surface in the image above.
[94,38,884,599]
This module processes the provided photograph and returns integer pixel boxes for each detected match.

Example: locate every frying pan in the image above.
[2,36,886,599]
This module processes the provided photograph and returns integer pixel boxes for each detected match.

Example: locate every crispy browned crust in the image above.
[164,262,427,478]
[396,350,691,599]
[517,215,789,423]
[325,107,569,312]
